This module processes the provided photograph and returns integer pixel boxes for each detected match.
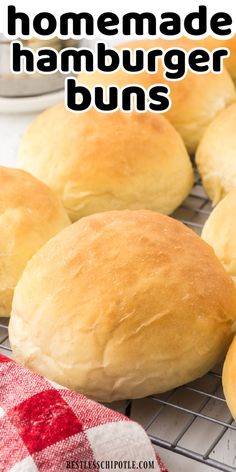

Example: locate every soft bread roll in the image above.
[0,166,70,316]
[9,210,236,402]
[223,336,236,420]
[202,189,236,285]
[19,106,193,222]
[196,103,236,205]
[80,38,236,154]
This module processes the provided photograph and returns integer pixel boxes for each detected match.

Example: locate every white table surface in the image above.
[0,104,222,472]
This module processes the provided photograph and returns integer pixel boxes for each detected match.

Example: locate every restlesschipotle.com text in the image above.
[66,460,155,469]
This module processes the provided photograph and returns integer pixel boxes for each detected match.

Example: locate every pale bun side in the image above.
[79,38,236,154]
[0,166,70,316]
[223,336,236,420]
[19,106,193,222]
[9,210,236,402]
[202,189,236,285]
[196,103,236,205]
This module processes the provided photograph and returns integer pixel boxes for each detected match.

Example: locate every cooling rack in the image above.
[1,171,236,472]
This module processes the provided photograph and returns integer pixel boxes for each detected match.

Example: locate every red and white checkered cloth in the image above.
[0,354,167,472]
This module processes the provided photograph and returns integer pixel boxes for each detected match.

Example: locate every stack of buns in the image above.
[3,36,236,412]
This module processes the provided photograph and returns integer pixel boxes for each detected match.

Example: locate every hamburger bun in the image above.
[19,106,193,221]
[9,210,236,402]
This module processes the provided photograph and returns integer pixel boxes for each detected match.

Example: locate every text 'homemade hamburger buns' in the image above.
[79,38,236,154]
[19,106,193,222]
[0,166,70,316]
[9,210,236,402]
[202,189,236,285]
[223,336,236,420]
[196,103,236,205]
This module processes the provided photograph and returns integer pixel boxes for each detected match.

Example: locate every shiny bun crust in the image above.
[196,103,236,205]
[0,166,70,316]
[79,38,236,154]
[202,189,236,285]
[9,210,236,402]
[19,106,193,222]
[223,336,236,420]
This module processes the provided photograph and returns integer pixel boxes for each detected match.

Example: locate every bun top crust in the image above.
[9,210,236,401]
[19,106,193,221]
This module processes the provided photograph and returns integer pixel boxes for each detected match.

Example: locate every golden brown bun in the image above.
[223,336,236,420]
[196,103,236,205]
[0,166,70,316]
[79,38,236,154]
[202,189,236,285]
[9,210,236,402]
[19,106,193,222]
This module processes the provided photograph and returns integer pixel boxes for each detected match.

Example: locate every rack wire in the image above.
[1,171,236,471]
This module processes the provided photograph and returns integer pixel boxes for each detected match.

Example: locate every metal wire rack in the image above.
[1,171,236,472]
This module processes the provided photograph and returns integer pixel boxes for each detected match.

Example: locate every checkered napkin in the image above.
[0,354,167,472]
